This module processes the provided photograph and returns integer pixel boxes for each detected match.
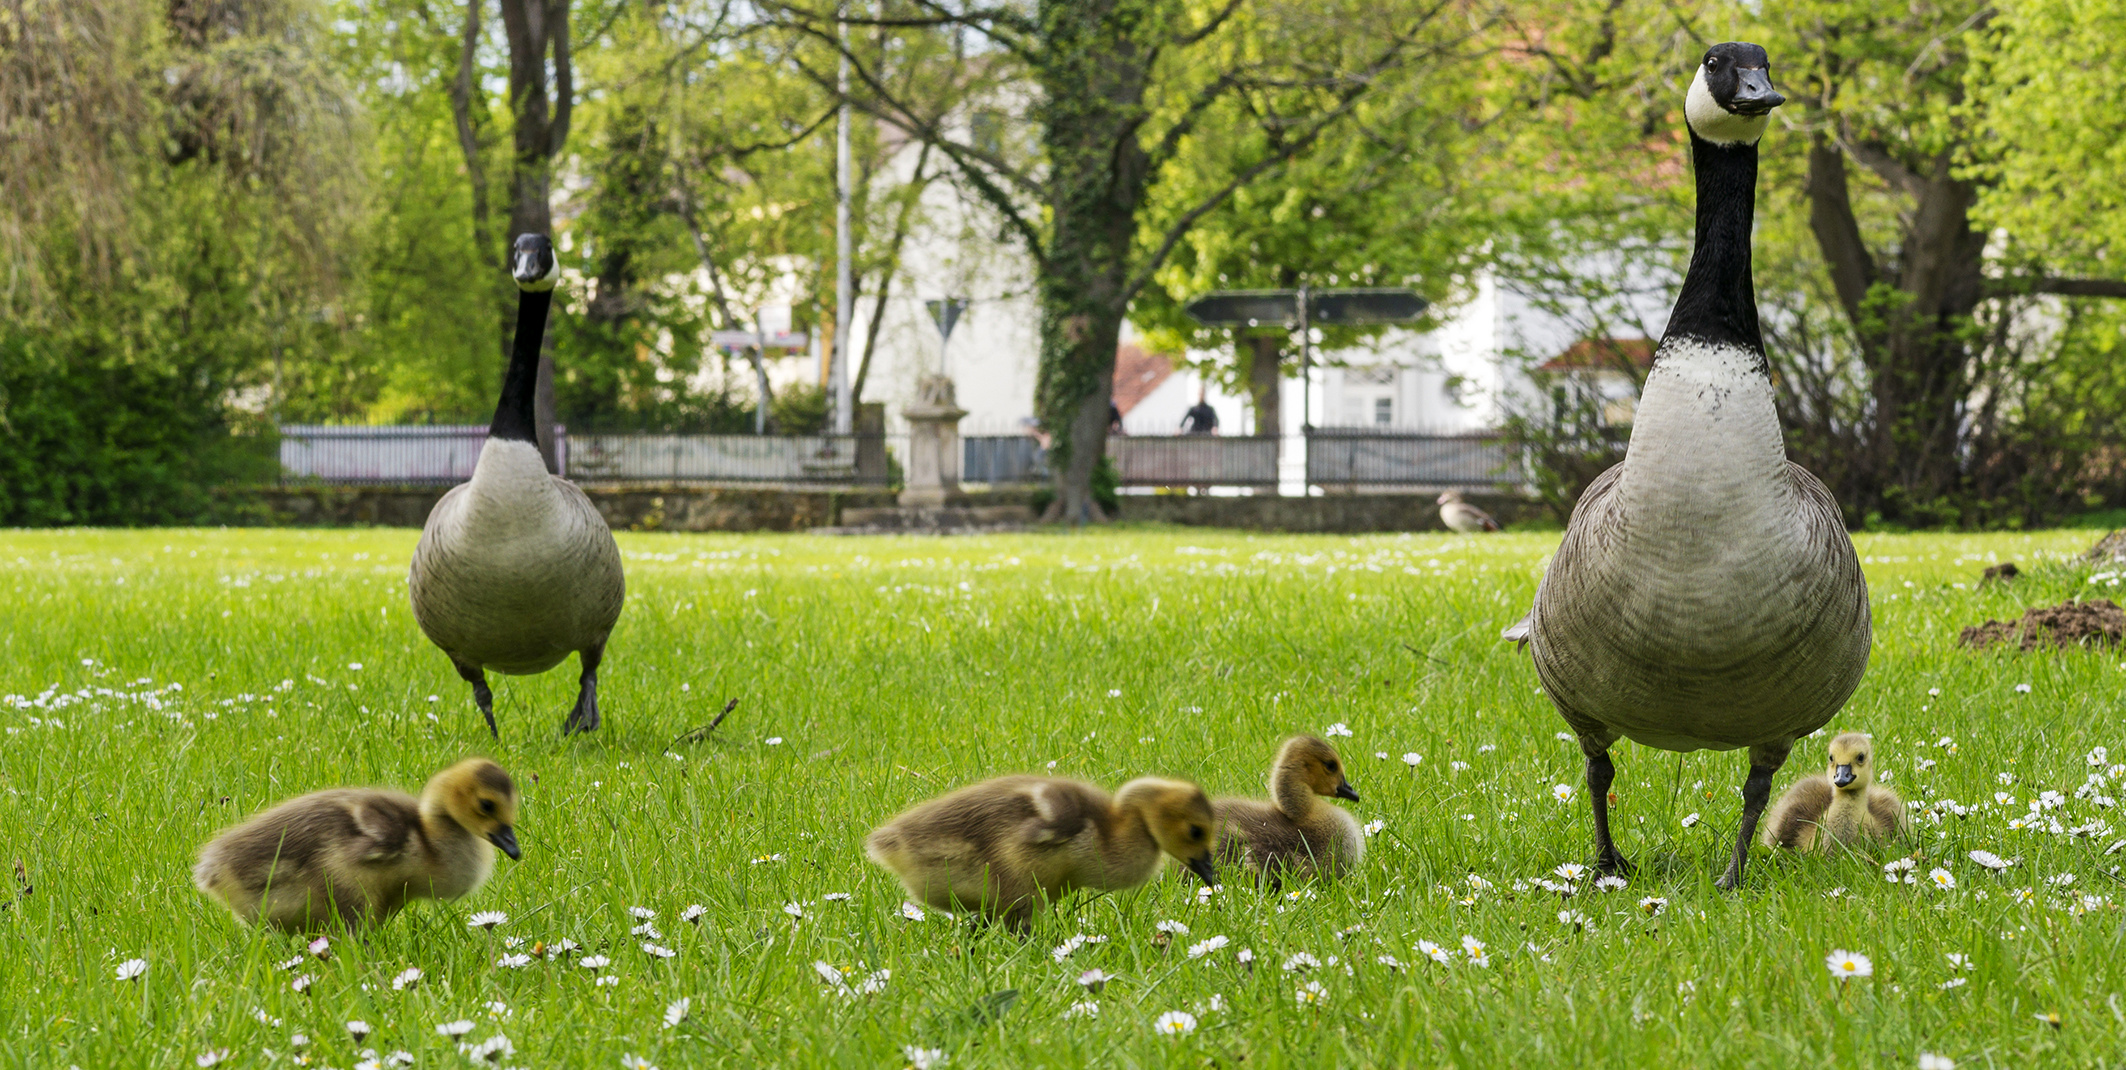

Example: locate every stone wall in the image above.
[234,484,1539,534]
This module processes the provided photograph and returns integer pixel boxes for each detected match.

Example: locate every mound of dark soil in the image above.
[1959,599,2125,652]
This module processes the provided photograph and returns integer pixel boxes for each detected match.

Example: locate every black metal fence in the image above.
[963,435,1049,485]
[1304,428,1518,489]
[1110,435,1280,488]
[569,433,892,485]
[278,425,560,485]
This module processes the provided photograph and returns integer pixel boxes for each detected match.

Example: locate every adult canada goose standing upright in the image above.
[1503,44,1870,888]
[410,234,626,737]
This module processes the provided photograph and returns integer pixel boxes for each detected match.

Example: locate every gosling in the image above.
[194,758,522,931]
[1214,735,1364,885]
[864,775,1217,933]
[1761,732,1906,852]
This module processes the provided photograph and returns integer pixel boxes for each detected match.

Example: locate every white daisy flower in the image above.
[386,1052,414,1067]
[1939,977,1968,991]
[290,973,316,993]
[1281,952,1321,972]
[783,902,805,919]
[1638,896,1668,916]
[1374,751,1389,760]
[628,906,656,920]
[496,953,532,969]
[1552,784,1575,803]
[276,955,304,971]
[1682,812,1701,828]
[115,958,146,981]
[664,996,691,1028]
[2014,683,2032,693]
[460,1033,514,1063]
[391,967,423,990]
[1825,949,1873,980]
[1325,723,1353,738]
[1927,868,1956,891]
[483,1000,510,1019]
[641,942,676,959]
[468,911,508,931]
[822,892,852,902]
[1416,940,1451,965]
[1236,948,1255,965]
[765,737,784,746]
[1918,1053,1955,1069]
[1403,753,1422,767]
[681,904,708,923]
[596,975,620,987]
[1553,862,1586,882]
[1594,875,1628,892]
[1883,858,1917,873]
[1065,1001,1099,1019]
[436,1020,475,1038]
[620,1056,658,1070]
[1969,850,2010,870]
[1155,919,1189,936]
[289,1035,309,1049]
[1295,980,1329,1005]
[1153,1010,1198,1036]
[903,1047,948,1070]
[1187,936,1229,959]
[1376,955,1406,970]
[308,936,332,959]
[899,902,927,921]
[196,1050,229,1067]
[1077,969,1112,992]
[1945,953,1973,971]
[1559,910,1590,930]
[580,955,612,970]
[344,1020,371,1041]
[1363,820,1385,837]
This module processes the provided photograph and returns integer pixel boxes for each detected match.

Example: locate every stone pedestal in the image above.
[899,374,968,508]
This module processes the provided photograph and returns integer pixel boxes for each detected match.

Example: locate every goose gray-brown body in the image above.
[1214,735,1364,884]
[410,233,625,737]
[1507,43,1870,888]
[864,775,1217,932]
[193,758,521,931]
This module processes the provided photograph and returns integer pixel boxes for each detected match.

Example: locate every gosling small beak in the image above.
[1334,782,1361,802]
[1730,67,1785,115]
[1186,855,1218,886]
[1831,765,1856,789]
[488,825,522,860]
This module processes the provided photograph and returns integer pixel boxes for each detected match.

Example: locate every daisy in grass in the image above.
[1153,1010,1198,1037]
[1825,949,1873,981]
[641,942,676,959]
[196,1050,229,1067]
[903,1046,949,1069]
[783,902,805,919]
[460,1033,514,1063]
[1065,1001,1099,1019]
[1077,970,1111,993]
[1403,753,1422,767]
[1553,862,1587,882]
[483,1000,511,1019]
[1376,955,1406,971]
[1154,919,1189,936]
[1363,820,1385,837]
[682,904,708,923]
[1940,978,1968,990]
[290,973,316,993]
[116,958,146,981]
[823,892,853,902]
[1918,1054,1955,1070]
[1188,936,1229,959]
[308,936,332,960]
[1682,812,1702,827]
[1281,952,1321,972]
[276,955,304,971]
[1559,910,1591,930]
[1375,752,1389,760]
[581,954,612,970]
[1295,980,1329,1006]
[1416,940,1451,965]
[629,906,656,920]
[468,911,507,931]
[664,997,691,1028]
[631,923,663,939]
[596,975,620,987]
[1461,936,1490,967]
[289,1035,310,1049]
[496,953,532,968]
[899,902,927,921]
[620,1056,658,1070]
[1638,897,1668,917]
[1594,875,1628,892]
[391,968,422,991]
[436,1020,475,1038]
[346,1021,372,1041]
[1927,868,1956,891]
[1552,784,1575,803]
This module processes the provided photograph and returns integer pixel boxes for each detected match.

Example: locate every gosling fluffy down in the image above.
[1761,732,1906,852]
[864,775,1217,932]
[1215,735,1364,883]
[193,758,522,931]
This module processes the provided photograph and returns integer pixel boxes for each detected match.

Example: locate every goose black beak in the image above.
[1186,855,1218,886]
[1831,765,1856,789]
[1334,782,1361,802]
[1730,68,1785,115]
[488,825,522,860]
[512,252,544,286]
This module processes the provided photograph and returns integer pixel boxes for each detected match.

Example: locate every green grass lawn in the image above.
[3,525,2125,1069]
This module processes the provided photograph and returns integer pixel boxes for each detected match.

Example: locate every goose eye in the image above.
[479,799,497,814]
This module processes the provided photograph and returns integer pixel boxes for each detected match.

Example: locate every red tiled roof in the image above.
[1111,344,1175,415]
[1541,337,1655,372]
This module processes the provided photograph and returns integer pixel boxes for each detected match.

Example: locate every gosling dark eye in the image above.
[1855,755,1867,765]
[1189,825,1205,841]
[479,799,497,814]
[1325,760,1339,773]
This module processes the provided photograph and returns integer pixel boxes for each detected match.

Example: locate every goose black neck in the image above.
[489,289,550,443]
[1664,131,1765,356]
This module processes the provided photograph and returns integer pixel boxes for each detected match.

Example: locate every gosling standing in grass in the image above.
[865,775,1217,932]
[1761,733,1906,851]
[194,758,522,931]
[1214,735,1364,884]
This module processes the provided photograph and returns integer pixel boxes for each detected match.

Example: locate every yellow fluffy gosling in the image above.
[1214,735,1364,884]
[193,758,522,931]
[864,775,1217,932]
[1761,732,1905,851]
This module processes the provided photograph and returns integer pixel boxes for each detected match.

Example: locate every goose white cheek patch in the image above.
[1685,67,1770,146]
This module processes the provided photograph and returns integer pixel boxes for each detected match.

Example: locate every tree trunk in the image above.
[497,0,571,472]
[1032,0,1154,523]
[1245,334,1281,435]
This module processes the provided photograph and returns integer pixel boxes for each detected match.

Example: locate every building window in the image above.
[1374,397,1393,425]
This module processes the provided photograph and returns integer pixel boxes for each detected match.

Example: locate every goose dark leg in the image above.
[561,643,604,736]
[1717,741,1793,890]
[452,658,497,738]
[1585,745,1633,875]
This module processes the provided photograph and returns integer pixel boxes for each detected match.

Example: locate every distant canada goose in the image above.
[410,233,625,737]
[1500,44,1870,889]
[864,775,1217,932]
[193,758,521,931]
[1762,732,1906,851]
[1437,491,1502,533]
[1214,735,1364,885]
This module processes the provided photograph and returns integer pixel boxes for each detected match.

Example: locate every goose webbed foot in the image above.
[452,658,497,739]
[1716,743,1791,890]
[560,644,604,737]
[1596,845,1635,877]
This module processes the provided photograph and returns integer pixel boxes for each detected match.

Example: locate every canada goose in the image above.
[1437,490,1502,533]
[1501,44,1870,889]
[1214,735,1364,884]
[864,775,1217,932]
[410,233,626,738]
[193,758,522,931]
[1762,733,1906,851]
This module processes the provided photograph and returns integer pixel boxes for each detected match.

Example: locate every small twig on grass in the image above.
[1401,642,1449,668]
[673,699,740,746]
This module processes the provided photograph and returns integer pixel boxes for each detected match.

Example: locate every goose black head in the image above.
[511,233,560,293]
[1685,42,1785,146]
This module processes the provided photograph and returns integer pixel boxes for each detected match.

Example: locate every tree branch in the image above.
[1838,134,1925,199]
[1172,0,1246,47]
[1805,134,1880,333]
[447,0,494,265]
